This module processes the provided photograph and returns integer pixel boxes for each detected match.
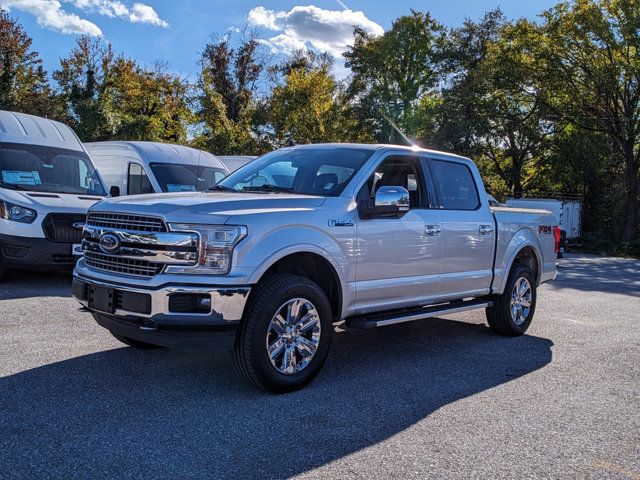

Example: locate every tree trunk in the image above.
[622,164,638,242]
[621,142,639,242]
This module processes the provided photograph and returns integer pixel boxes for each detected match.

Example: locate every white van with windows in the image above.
[84,142,229,197]
[0,110,108,279]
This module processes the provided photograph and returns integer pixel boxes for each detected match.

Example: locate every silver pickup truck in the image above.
[73,144,559,392]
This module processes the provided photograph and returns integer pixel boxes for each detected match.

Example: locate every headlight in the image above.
[165,224,247,275]
[0,200,37,223]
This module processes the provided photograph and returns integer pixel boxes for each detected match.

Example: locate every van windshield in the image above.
[217,147,374,196]
[149,162,227,192]
[0,142,106,196]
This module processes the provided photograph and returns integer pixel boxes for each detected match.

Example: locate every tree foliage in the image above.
[344,11,444,143]
[193,34,266,155]
[0,9,57,116]
[527,0,640,241]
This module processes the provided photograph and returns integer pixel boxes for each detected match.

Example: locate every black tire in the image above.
[233,274,333,393]
[111,332,163,350]
[486,264,537,336]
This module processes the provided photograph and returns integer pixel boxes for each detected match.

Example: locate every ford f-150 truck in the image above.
[73,144,559,393]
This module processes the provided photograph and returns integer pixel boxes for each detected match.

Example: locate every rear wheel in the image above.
[486,264,537,336]
[233,274,333,393]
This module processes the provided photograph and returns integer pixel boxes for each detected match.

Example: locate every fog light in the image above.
[196,296,211,312]
[168,293,212,313]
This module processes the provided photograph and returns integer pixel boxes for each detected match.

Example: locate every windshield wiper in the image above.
[0,181,28,191]
[208,185,237,192]
[242,184,294,193]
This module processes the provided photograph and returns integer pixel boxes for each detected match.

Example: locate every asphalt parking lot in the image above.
[1,254,639,479]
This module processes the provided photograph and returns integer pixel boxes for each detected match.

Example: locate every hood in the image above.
[89,191,326,225]
[0,189,104,213]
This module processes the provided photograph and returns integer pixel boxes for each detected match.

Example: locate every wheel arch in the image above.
[493,228,543,295]
[249,248,345,321]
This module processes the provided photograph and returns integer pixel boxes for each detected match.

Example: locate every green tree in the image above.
[267,51,372,146]
[55,37,192,143]
[531,0,640,241]
[110,59,192,143]
[0,10,58,116]
[54,36,115,141]
[438,10,556,197]
[344,11,445,143]
[193,34,266,154]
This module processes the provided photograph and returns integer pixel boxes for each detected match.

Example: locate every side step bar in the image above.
[345,298,493,329]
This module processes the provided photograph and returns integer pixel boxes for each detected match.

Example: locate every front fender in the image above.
[234,222,352,289]
[492,226,543,295]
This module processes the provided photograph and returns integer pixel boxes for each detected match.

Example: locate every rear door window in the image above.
[429,159,480,210]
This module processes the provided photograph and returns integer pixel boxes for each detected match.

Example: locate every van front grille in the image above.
[84,251,163,277]
[86,212,166,232]
[42,214,85,243]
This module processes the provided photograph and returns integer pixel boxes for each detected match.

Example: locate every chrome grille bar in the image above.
[87,212,166,232]
[84,252,163,277]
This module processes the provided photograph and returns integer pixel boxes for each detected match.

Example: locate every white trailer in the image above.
[506,197,582,243]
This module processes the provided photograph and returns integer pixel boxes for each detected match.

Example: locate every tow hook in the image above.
[139,319,158,331]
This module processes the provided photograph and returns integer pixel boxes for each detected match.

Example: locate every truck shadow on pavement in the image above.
[0,318,553,479]
[0,270,71,301]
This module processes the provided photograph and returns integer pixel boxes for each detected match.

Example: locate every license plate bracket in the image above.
[88,286,115,314]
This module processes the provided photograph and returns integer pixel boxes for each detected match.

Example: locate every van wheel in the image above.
[486,264,537,336]
[233,274,333,393]
[111,332,162,349]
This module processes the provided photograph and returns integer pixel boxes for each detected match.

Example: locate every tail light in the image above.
[553,226,561,255]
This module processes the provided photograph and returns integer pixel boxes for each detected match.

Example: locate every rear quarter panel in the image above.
[492,207,558,294]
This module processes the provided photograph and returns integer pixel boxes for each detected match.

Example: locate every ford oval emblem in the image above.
[99,233,121,254]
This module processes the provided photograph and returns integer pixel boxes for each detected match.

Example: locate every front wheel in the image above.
[233,274,333,393]
[486,264,537,336]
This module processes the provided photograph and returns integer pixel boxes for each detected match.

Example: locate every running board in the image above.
[345,299,493,329]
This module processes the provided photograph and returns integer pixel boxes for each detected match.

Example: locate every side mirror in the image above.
[109,186,120,197]
[358,186,410,219]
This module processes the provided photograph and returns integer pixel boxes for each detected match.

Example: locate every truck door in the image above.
[428,157,495,298]
[354,154,443,313]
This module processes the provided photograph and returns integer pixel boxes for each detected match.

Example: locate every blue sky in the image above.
[1,0,560,79]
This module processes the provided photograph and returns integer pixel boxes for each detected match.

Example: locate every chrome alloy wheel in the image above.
[266,298,321,375]
[510,277,532,325]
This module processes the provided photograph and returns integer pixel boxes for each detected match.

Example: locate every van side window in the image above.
[128,163,153,195]
[429,159,480,210]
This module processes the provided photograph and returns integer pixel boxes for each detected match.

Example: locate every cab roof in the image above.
[0,110,84,152]
[284,143,471,162]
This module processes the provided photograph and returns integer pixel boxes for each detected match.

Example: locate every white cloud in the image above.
[0,0,168,36]
[71,0,128,17]
[129,2,168,27]
[247,5,383,58]
[0,0,102,35]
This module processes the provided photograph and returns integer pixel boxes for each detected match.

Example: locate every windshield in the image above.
[0,142,106,196]
[217,146,374,196]
[150,162,227,192]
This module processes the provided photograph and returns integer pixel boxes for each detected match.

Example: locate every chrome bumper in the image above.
[72,274,251,323]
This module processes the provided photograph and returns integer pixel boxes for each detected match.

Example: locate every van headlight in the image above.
[165,224,247,275]
[0,200,37,223]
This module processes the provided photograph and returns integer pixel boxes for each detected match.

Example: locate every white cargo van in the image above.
[0,110,107,279]
[85,141,229,196]
[217,155,257,173]
[506,197,582,243]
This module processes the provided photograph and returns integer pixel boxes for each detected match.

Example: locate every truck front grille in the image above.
[42,214,85,243]
[84,251,163,277]
[86,212,166,232]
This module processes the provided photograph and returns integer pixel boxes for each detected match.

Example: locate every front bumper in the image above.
[0,233,78,271]
[72,274,251,351]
